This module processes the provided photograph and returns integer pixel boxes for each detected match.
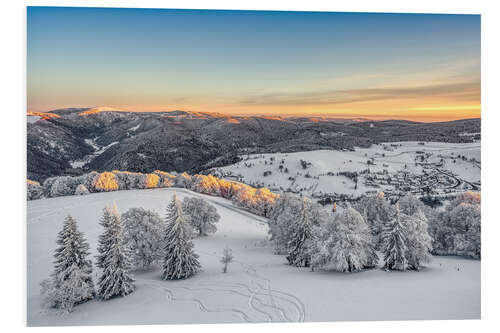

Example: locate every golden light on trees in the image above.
[92,172,119,192]
[145,173,160,188]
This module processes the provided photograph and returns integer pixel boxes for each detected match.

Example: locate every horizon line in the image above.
[27,107,481,123]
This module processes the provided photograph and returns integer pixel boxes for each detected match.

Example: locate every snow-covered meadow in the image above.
[27,188,480,326]
[216,142,481,198]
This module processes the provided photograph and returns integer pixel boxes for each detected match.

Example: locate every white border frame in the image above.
[2,1,499,332]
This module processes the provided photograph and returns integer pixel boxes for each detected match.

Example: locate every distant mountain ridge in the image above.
[27,108,480,182]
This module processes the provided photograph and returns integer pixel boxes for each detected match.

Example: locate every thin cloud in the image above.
[238,81,480,107]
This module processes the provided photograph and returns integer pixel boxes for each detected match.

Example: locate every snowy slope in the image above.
[27,188,480,326]
[216,141,481,198]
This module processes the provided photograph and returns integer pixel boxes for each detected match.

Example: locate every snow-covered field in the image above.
[216,142,481,198]
[27,188,480,326]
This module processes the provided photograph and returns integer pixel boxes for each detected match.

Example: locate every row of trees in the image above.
[268,191,480,273]
[353,192,480,259]
[28,171,278,218]
[41,194,220,313]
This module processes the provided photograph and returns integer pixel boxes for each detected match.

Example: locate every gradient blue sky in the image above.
[27,7,480,121]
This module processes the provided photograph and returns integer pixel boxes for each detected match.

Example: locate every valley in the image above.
[27,108,480,183]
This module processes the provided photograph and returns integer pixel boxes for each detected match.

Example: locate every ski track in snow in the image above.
[195,249,304,322]
[137,280,256,323]
[28,188,306,323]
[136,248,306,323]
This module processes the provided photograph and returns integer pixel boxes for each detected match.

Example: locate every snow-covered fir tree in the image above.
[220,246,234,273]
[182,196,220,236]
[286,197,313,267]
[96,205,135,300]
[361,207,380,268]
[381,204,408,271]
[40,214,94,312]
[309,207,378,272]
[162,194,201,280]
[404,209,432,270]
[122,208,164,269]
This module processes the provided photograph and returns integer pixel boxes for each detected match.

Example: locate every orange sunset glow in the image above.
[28,8,480,122]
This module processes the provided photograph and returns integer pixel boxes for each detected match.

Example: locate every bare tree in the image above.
[220,246,234,273]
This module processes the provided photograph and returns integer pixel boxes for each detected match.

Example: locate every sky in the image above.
[27,7,481,121]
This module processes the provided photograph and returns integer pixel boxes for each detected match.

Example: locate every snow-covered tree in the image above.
[398,193,426,216]
[49,176,80,197]
[381,205,408,271]
[232,183,279,217]
[269,193,326,255]
[270,194,304,254]
[193,174,221,195]
[27,179,44,200]
[253,188,279,217]
[96,205,135,300]
[154,170,176,188]
[174,172,194,189]
[286,197,313,267]
[448,202,481,258]
[428,192,481,259]
[40,263,95,314]
[40,215,94,312]
[74,184,90,196]
[92,172,119,192]
[122,208,164,269]
[162,194,201,280]
[452,191,481,206]
[354,192,393,248]
[309,207,378,272]
[42,176,59,197]
[137,173,160,189]
[182,197,220,236]
[112,170,141,190]
[220,246,234,273]
[77,171,99,192]
[268,193,292,241]
[404,209,432,270]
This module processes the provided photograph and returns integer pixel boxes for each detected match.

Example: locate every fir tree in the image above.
[40,214,94,312]
[362,208,379,268]
[162,194,201,280]
[96,205,135,300]
[287,197,313,267]
[381,204,408,271]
